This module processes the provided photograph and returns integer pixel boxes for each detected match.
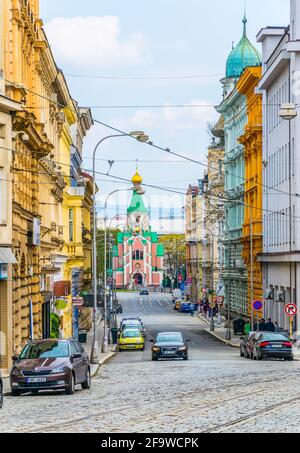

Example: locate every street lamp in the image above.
[203,228,216,332]
[101,186,145,353]
[90,131,148,364]
[279,102,297,336]
[279,103,297,121]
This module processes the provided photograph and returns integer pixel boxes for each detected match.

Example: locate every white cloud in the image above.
[45,16,150,69]
[112,100,218,135]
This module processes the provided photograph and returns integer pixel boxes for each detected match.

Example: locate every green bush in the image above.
[50,313,60,339]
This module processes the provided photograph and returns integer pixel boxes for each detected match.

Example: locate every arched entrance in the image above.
[133,273,143,285]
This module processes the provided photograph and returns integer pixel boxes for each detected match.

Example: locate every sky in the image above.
[40,0,290,232]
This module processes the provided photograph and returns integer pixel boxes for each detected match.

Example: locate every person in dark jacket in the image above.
[264,318,275,332]
[258,318,267,331]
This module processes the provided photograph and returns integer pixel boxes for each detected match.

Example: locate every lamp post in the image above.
[90,132,148,364]
[203,227,216,332]
[101,187,145,353]
[279,102,297,335]
[222,219,232,341]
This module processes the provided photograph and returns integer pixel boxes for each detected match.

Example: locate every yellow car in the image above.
[118,328,145,351]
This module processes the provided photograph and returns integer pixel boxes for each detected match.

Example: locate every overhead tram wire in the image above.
[5,78,300,207]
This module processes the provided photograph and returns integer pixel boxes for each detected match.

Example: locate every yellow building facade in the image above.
[1,0,94,370]
[237,67,263,317]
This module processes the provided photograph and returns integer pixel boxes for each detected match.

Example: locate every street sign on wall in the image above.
[284,303,298,317]
[253,300,263,311]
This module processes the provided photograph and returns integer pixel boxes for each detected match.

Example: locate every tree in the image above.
[96,229,119,283]
[159,234,186,288]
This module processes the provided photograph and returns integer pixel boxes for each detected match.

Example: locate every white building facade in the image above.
[257,0,300,333]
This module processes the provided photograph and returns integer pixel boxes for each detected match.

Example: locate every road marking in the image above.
[140,298,148,314]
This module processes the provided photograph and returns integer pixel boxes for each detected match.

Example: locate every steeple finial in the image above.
[243,15,247,37]
[243,0,247,37]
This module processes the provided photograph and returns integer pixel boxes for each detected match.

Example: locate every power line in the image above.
[5,78,300,215]
[65,73,224,81]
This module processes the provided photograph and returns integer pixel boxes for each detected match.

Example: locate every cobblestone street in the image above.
[1,293,300,433]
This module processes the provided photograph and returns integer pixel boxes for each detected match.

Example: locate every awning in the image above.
[0,248,17,264]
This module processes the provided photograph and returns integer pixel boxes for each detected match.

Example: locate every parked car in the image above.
[151,332,190,361]
[244,331,264,359]
[252,333,293,361]
[10,339,91,396]
[139,289,149,296]
[0,376,3,409]
[178,302,198,313]
[240,332,256,358]
[118,328,145,351]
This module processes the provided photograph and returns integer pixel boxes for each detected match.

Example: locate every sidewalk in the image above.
[1,316,116,395]
[197,313,241,348]
[85,317,116,378]
[197,312,300,360]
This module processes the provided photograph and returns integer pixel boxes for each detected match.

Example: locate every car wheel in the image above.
[183,355,189,361]
[257,353,263,361]
[65,374,75,395]
[81,369,91,390]
[11,389,21,397]
[152,357,158,361]
[31,390,39,395]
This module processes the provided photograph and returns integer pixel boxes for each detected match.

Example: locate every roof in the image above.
[226,16,261,78]
[127,190,148,214]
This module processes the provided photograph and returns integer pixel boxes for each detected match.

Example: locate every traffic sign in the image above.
[216,296,224,306]
[253,300,263,311]
[284,303,298,317]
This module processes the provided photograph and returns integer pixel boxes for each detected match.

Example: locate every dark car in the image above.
[0,376,3,409]
[139,289,149,296]
[151,332,189,361]
[10,339,91,396]
[240,332,256,358]
[252,333,293,361]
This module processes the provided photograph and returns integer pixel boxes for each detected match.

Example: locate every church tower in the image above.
[127,169,149,233]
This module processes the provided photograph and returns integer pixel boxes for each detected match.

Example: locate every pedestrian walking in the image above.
[274,321,280,332]
[264,318,275,332]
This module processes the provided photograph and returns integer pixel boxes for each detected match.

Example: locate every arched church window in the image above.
[132,251,144,260]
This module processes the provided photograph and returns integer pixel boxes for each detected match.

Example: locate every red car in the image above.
[10,339,91,396]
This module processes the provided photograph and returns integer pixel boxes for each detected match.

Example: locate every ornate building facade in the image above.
[237,67,263,319]
[114,171,164,289]
[1,0,94,367]
[217,16,261,316]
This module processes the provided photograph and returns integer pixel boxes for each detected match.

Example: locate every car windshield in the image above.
[260,334,289,341]
[157,333,183,343]
[122,330,141,338]
[19,341,69,359]
[123,320,141,326]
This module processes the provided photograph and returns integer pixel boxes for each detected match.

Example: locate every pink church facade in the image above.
[113,172,164,289]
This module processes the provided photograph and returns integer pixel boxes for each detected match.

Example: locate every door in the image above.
[70,341,83,384]
[42,302,51,339]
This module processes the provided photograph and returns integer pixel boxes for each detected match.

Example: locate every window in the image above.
[132,250,144,260]
[69,209,74,242]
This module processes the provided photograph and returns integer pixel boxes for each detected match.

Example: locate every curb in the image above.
[196,313,240,348]
[203,328,240,349]
[91,350,116,378]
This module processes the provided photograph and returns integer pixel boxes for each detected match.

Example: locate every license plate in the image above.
[26,377,47,383]
[164,351,175,355]
[272,345,282,348]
